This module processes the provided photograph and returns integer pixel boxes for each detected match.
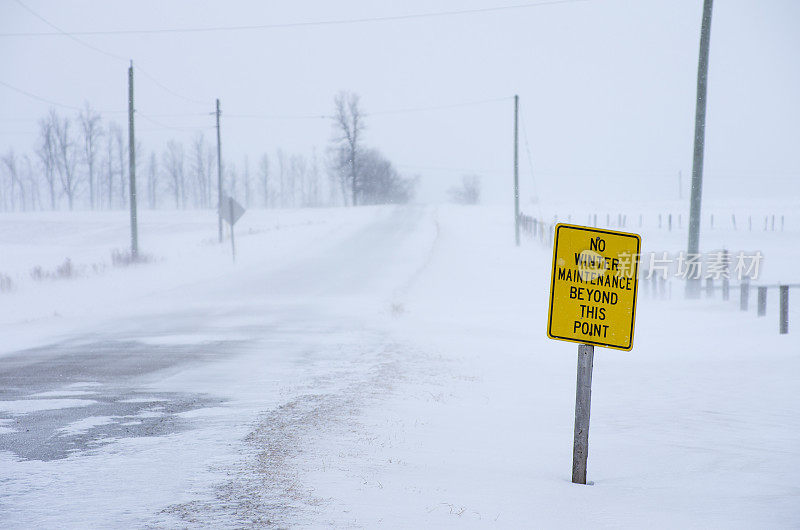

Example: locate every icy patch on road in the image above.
[30,390,96,398]
[58,416,115,436]
[119,397,168,404]
[0,418,15,434]
[0,399,97,414]
[137,334,231,346]
[129,410,165,419]
[64,381,103,389]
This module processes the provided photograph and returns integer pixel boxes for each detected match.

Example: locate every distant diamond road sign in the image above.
[220,195,245,225]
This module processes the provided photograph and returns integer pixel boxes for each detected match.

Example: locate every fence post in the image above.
[705,277,713,298]
[780,286,789,334]
[757,286,767,317]
[740,279,750,311]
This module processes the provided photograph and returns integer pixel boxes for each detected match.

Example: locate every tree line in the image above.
[0,91,416,212]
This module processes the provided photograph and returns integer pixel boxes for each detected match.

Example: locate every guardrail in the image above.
[520,213,793,334]
[640,272,794,335]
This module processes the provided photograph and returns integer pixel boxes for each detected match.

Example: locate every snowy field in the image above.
[0,203,798,527]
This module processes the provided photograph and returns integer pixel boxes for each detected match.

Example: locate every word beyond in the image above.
[547,224,641,351]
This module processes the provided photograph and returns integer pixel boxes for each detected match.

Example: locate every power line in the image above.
[225,112,332,121]
[519,108,542,208]
[13,0,210,108]
[0,79,83,111]
[133,65,209,107]
[398,164,509,175]
[1,0,589,37]
[221,96,513,122]
[137,113,212,132]
[367,96,513,116]
[0,130,36,136]
[135,112,210,118]
[0,79,124,115]
[13,0,127,62]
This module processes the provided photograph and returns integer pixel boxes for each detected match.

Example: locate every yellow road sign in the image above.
[547,224,641,351]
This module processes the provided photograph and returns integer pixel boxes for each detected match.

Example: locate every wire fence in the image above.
[520,213,794,335]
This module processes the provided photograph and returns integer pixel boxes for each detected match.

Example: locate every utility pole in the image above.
[686,0,714,298]
[229,196,236,263]
[351,143,357,207]
[514,94,520,246]
[216,98,223,243]
[128,61,138,260]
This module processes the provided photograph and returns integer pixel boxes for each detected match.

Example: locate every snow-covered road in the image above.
[0,205,442,526]
[1,204,798,528]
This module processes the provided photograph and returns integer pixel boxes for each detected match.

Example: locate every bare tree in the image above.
[357,148,415,205]
[259,154,270,207]
[105,122,121,209]
[53,113,80,210]
[332,91,364,206]
[147,151,158,209]
[227,162,238,200]
[242,155,251,207]
[308,147,321,207]
[2,149,23,211]
[191,133,211,208]
[79,102,102,210]
[36,112,58,209]
[113,123,127,206]
[448,175,481,205]
[204,143,215,208]
[290,154,307,207]
[163,140,185,208]
[22,155,40,210]
[276,148,286,207]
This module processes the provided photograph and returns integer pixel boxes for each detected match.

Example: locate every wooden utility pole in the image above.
[572,343,594,484]
[514,94,520,246]
[216,98,223,243]
[686,0,714,298]
[229,196,236,263]
[128,61,138,260]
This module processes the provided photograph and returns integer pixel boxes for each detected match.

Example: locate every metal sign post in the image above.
[546,223,641,485]
[220,194,246,263]
[229,196,236,262]
[572,343,594,484]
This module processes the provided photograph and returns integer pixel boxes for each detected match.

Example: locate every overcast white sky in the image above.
[1,0,798,205]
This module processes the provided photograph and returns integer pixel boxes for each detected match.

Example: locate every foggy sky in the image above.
[1,0,798,205]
